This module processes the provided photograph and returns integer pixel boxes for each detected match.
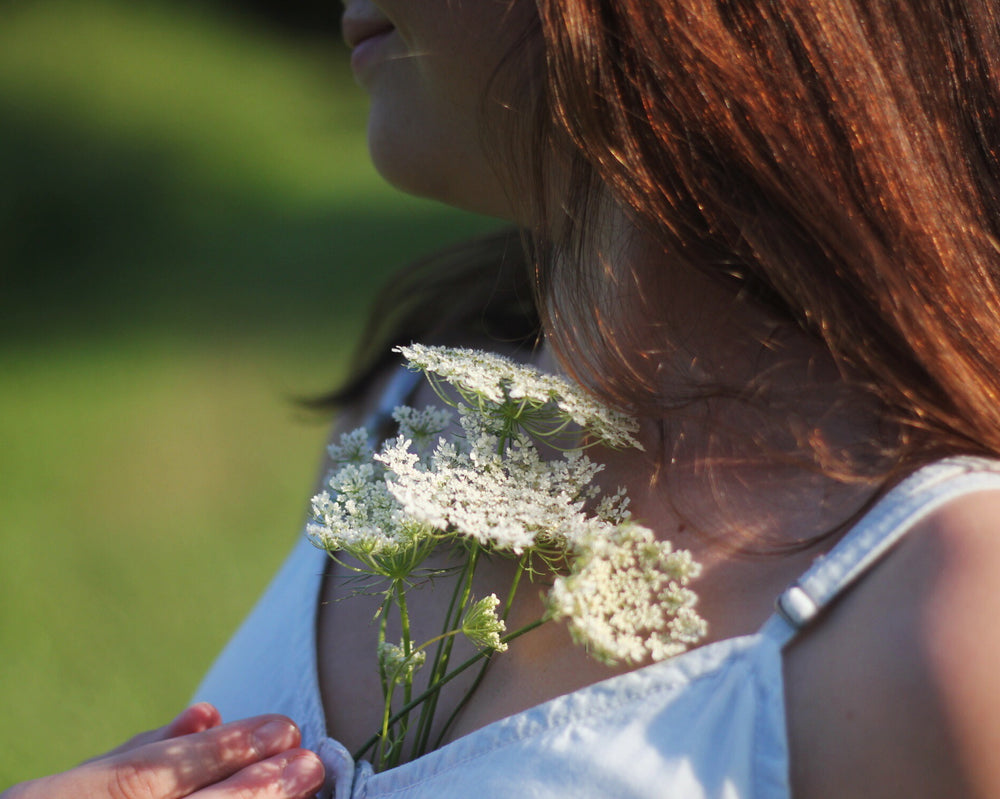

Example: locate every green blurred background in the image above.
[0,0,499,783]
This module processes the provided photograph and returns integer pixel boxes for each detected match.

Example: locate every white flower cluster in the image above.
[308,343,705,690]
[392,405,453,453]
[461,594,508,652]
[377,411,616,555]
[307,429,434,575]
[326,427,372,466]
[378,642,426,685]
[308,461,401,555]
[548,524,707,665]
[396,344,642,450]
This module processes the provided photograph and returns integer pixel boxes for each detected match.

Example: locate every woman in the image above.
[9,0,1000,796]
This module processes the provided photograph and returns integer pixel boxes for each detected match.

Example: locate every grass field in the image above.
[0,0,499,782]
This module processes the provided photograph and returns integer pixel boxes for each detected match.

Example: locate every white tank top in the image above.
[194,370,1000,798]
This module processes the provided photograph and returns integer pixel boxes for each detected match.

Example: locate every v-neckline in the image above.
[305,456,999,792]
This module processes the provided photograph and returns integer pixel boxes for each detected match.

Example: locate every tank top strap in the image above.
[761,455,1000,648]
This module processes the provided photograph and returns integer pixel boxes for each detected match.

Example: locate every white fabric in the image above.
[195,444,1000,798]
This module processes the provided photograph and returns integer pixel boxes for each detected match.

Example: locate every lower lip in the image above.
[350,28,397,79]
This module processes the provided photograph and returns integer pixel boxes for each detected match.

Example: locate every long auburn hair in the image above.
[345,1,1000,493]
[501,0,1000,476]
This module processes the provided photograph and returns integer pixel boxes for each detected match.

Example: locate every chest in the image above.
[314,548,622,758]
[313,533,817,763]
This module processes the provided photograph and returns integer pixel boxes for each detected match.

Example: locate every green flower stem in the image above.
[377,677,394,770]
[375,587,397,769]
[502,557,527,620]
[432,555,528,750]
[412,629,460,653]
[396,581,414,757]
[397,581,412,658]
[411,544,480,759]
[376,591,392,697]
[411,561,469,758]
[353,617,546,764]
[430,654,490,751]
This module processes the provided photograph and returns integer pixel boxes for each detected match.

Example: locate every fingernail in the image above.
[282,752,325,796]
[170,702,216,733]
[253,719,298,755]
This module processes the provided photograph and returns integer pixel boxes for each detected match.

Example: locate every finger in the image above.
[82,704,223,765]
[50,715,302,799]
[163,704,223,738]
[194,750,324,799]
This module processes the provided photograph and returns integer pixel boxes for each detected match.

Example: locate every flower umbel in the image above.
[461,594,508,652]
[377,419,613,555]
[379,642,427,685]
[548,524,706,665]
[396,343,643,450]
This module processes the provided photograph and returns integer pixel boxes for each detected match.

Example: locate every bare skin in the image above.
[318,362,1000,798]
[785,491,1000,799]
[1,705,325,799]
[316,222,1000,797]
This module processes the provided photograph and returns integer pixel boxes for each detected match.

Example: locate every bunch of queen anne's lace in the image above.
[307,344,704,770]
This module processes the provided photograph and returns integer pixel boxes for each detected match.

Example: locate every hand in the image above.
[2,704,325,799]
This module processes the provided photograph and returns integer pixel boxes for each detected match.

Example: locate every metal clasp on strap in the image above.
[775,584,820,630]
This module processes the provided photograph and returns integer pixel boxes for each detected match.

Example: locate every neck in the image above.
[540,208,885,559]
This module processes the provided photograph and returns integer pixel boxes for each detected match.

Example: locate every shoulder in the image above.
[785,488,1000,799]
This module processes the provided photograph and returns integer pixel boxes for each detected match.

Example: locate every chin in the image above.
[365,102,518,221]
